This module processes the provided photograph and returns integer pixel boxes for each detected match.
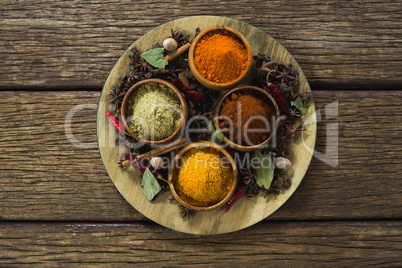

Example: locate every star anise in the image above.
[276,71,289,83]
[290,66,299,77]
[299,89,312,106]
[108,85,126,111]
[128,48,141,68]
[166,65,182,80]
[179,205,195,219]
[240,168,254,186]
[278,82,296,100]
[253,53,272,67]
[245,180,262,198]
[279,117,308,145]
[188,115,209,141]
[128,69,142,81]
[130,47,141,61]
[257,58,298,90]
[265,179,281,198]
[134,58,154,73]
[108,85,121,102]
[289,107,302,120]
[277,175,291,189]
[194,91,215,115]
[169,29,190,47]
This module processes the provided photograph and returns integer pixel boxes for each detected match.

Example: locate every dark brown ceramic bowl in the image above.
[188,26,252,91]
[121,78,188,146]
[213,85,280,152]
[168,141,238,211]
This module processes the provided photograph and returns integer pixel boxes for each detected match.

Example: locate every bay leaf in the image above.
[212,123,224,143]
[141,48,168,69]
[141,168,161,201]
[253,151,274,189]
[291,97,307,115]
[208,120,215,134]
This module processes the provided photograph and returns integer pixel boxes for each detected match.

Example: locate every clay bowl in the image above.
[121,78,188,146]
[188,26,252,91]
[168,141,238,211]
[213,85,280,152]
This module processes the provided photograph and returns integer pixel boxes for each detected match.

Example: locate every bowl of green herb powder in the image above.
[121,79,188,145]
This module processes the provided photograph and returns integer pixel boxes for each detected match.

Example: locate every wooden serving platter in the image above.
[97,16,316,235]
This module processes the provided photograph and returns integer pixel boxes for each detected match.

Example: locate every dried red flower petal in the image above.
[268,84,290,120]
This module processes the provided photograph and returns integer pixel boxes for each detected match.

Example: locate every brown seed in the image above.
[121,160,130,168]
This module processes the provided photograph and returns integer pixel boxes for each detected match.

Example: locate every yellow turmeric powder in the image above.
[173,148,234,207]
[193,29,248,83]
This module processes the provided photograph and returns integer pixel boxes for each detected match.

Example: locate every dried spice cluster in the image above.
[107,29,311,219]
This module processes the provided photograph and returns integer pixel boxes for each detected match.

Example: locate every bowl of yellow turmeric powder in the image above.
[168,141,238,211]
[188,26,252,91]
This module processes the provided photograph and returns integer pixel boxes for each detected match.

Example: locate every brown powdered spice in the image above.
[220,92,275,145]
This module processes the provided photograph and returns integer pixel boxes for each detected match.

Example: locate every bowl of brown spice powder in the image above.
[213,86,280,152]
[188,26,252,91]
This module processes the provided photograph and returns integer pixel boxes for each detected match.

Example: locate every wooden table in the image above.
[1,1,401,266]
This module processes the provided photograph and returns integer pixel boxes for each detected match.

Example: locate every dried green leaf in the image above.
[141,168,161,201]
[141,48,168,69]
[208,120,215,134]
[211,123,224,143]
[253,151,274,189]
[291,97,307,115]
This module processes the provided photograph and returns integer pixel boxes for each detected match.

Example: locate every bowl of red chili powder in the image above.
[213,86,280,152]
[188,26,252,90]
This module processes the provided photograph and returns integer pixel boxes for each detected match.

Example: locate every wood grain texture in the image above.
[0,221,401,266]
[0,91,401,222]
[1,1,401,89]
[97,16,317,234]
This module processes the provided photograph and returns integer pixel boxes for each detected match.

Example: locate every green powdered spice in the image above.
[126,82,182,141]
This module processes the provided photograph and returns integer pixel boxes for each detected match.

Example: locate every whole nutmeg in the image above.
[275,157,292,170]
[150,157,165,170]
[163,38,178,52]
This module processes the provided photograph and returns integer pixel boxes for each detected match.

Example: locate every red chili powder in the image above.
[193,30,248,83]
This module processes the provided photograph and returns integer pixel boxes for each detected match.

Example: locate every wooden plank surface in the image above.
[1,1,401,89]
[0,221,401,266]
[0,90,401,221]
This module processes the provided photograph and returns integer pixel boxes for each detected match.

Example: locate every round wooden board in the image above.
[97,16,316,235]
